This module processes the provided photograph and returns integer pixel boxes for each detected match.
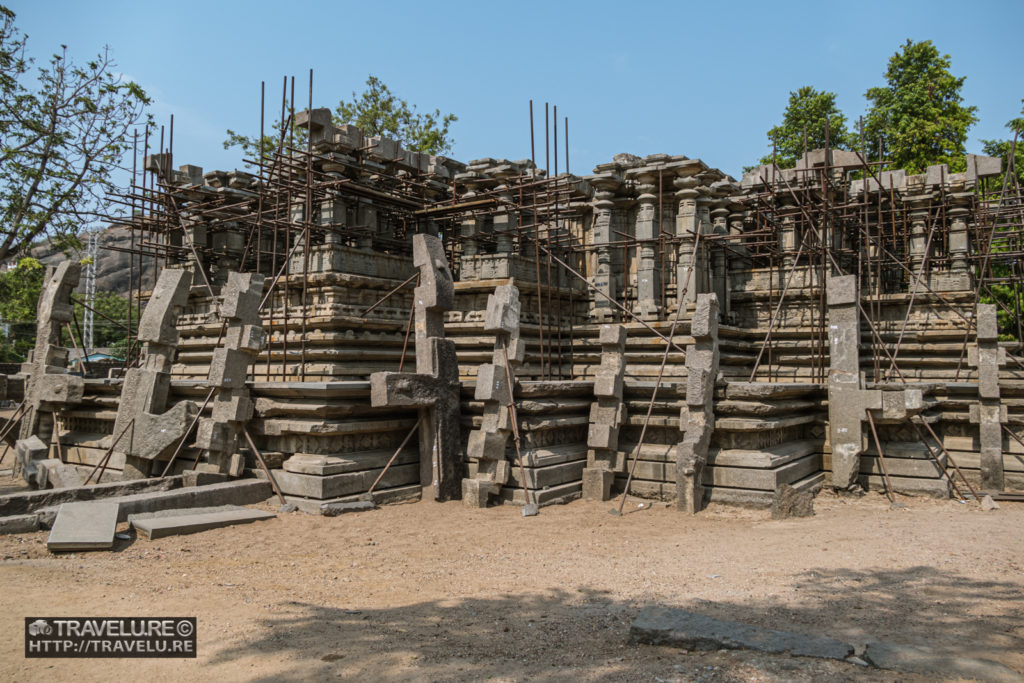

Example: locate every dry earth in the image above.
[0,474,1022,682]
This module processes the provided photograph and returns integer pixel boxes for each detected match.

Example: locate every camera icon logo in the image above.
[28,619,52,636]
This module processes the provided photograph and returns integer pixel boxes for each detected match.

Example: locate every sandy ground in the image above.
[0,476,1022,682]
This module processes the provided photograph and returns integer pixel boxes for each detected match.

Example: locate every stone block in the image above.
[208,348,252,388]
[593,370,623,399]
[47,501,119,551]
[690,293,719,339]
[225,324,267,354]
[129,401,199,461]
[33,373,84,407]
[925,163,950,187]
[220,272,265,321]
[136,269,192,344]
[412,234,454,311]
[195,418,234,453]
[965,154,1002,182]
[461,478,498,507]
[826,275,857,307]
[483,285,521,334]
[587,422,620,450]
[599,324,627,348]
[582,467,614,501]
[13,436,49,486]
[210,391,253,423]
[474,364,512,405]
[466,428,509,461]
[976,304,999,342]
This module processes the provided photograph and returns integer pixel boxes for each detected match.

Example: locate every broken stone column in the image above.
[826,275,875,491]
[583,324,627,501]
[371,233,463,501]
[969,304,1007,491]
[113,269,199,479]
[195,271,267,477]
[14,262,84,487]
[676,293,719,513]
[462,284,522,507]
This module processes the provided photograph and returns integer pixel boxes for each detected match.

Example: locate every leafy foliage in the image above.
[0,257,44,360]
[863,39,977,174]
[757,86,852,168]
[335,76,456,154]
[0,6,150,262]
[224,75,457,164]
[980,98,1024,197]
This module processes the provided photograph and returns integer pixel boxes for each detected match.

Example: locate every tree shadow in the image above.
[207,566,1024,681]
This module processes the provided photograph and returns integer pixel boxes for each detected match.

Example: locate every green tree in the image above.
[757,86,852,168]
[980,98,1024,197]
[0,6,150,262]
[0,256,44,360]
[224,74,457,163]
[863,39,977,174]
[72,290,137,350]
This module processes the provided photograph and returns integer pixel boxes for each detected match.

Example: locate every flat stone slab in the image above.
[863,641,1023,682]
[47,502,119,552]
[0,476,182,517]
[37,480,272,528]
[130,507,275,540]
[630,607,853,660]
[320,500,376,516]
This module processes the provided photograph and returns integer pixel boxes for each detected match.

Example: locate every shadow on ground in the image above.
[208,565,1024,681]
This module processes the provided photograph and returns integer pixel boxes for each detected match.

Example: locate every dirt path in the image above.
[1,482,1022,682]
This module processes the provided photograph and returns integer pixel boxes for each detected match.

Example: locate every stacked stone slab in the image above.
[14,262,84,487]
[582,324,627,501]
[371,234,463,501]
[114,269,198,479]
[195,271,267,476]
[462,284,523,507]
[969,304,1007,491]
[676,293,719,513]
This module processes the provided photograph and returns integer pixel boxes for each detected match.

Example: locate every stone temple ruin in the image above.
[1,99,1022,541]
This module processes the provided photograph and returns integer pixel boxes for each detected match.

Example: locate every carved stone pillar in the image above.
[634,174,660,320]
[590,176,618,322]
[674,176,700,308]
[710,201,729,315]
[906,194,931,280]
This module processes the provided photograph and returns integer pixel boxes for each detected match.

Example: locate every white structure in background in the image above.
[83,231,99,349]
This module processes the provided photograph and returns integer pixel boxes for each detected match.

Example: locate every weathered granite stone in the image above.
[371,234,462,502]
[771,483,815,519]
[462,284,521,507]
[677,294,719,513]
[47,501,119,552]
[970,304,1007,491]
[630,607,854,660]
[584,323,628,500]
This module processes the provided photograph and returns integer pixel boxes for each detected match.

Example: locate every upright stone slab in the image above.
[371,234,462,501]
[14,262,84,487]
[583,324,627,501]
[826,275,873,491]
[196,271,267,475]
[113,269,199,479]
[676,294,719,513]
[462,284,522,507]
[969,304,1007,490]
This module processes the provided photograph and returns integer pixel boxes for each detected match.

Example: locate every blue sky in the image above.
[7,0,1024,180]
